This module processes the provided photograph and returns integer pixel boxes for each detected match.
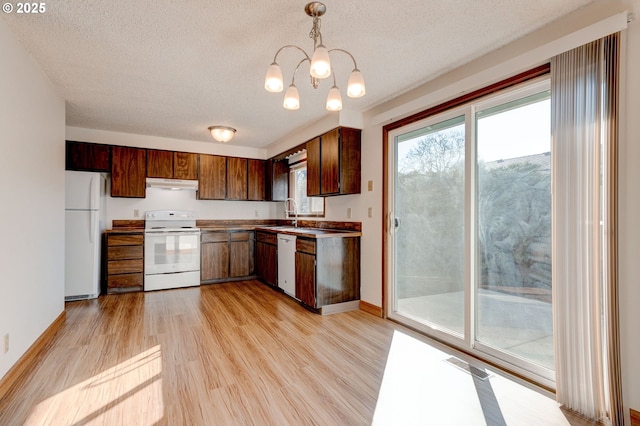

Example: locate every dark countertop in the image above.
[104,228,144,234]
[253,226,361,239]
[109,220,362,238]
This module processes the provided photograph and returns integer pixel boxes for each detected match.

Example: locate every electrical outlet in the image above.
[347,207,352,219]
[368,207,373,218]
[368,180,374,191]
[134,209,140,218]
[3,333,8,354]
[254,209,259,218]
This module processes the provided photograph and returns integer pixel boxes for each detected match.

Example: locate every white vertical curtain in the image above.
[551,33,622,424]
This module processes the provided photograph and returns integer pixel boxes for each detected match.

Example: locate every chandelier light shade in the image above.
[208,126,236,143]
[309,44,331,79]
[325,85,342,111]
[283,84,301,110]
[347,69,366,98]
[264,2,365,111]
[265,63,284,92]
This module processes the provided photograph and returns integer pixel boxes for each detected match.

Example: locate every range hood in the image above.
[146,178,199,191]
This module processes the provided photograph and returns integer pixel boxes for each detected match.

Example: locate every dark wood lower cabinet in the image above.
[230,232,254,277]
[294,237,360,309]
[254,231,360,312]
[201,239,229,281]
[256,232,277,287]
[295,251,315,307]
[104,232,144,294]
[201,230,255,283]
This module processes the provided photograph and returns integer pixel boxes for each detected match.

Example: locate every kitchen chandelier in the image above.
[264,2,365,111]
[208,125,236,143]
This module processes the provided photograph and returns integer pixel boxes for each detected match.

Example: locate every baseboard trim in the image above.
[360,300,383,317]
[0,310,65,400]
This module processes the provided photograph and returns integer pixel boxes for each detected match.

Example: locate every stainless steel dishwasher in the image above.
[277,234,297,297]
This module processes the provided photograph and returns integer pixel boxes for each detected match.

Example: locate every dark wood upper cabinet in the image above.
[66,141,110,172]
[147,150,198,180]
[174,152,198,180]
[271,159,289,201]
[306,137,321,196]
[227,157,248,200]
[248,159,266,201]
[198,154,227,200]
[111,146,146,198]
[146,149,173,178]
[306,127,361,196]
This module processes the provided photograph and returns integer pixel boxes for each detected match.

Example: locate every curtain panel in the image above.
[551,33,622,424]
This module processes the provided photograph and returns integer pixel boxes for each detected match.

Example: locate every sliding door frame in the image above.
[382,64,553,389]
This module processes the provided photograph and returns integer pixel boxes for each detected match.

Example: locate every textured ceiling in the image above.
[2,0,594,148]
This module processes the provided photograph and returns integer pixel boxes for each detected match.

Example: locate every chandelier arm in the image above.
[290,57,311,85]
[328,48,359,70]
[273,45,311,64]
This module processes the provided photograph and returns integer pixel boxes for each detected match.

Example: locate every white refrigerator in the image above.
[65,171,106,301]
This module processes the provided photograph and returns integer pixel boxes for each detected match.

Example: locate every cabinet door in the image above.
[248,159,266,201]
[306,137,321,196]
[111,146,146,198]
[256,241,277,286]
[174,152,198,180]
[201,242,229,281]
[227,157,248,200]
[146,149,173,178]
[271,160,289,201]
[339,128,362,195]
[198,154,227,199]
[230,240,250,277]
[320,128,340,194]
[66,141,110,172]
[295,251,316,307]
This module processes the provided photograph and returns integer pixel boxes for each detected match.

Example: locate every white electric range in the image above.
[144,210,201,291]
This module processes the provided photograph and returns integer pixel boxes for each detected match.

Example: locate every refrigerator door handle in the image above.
[89,211,95,244]
[89,176,97,211]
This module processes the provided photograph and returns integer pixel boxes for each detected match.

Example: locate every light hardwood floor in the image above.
[0,280,597,425]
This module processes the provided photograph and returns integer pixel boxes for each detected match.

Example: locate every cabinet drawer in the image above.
[256,232,276,245]
[108,259,143,275]
[296,238,316,254]
[107,234,143,246]
[107,245,143,260]
[230,231,251,242]
[107,273,143,288]
[202,232,229,243]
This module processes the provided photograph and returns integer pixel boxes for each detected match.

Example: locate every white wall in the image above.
[0,19,66,380]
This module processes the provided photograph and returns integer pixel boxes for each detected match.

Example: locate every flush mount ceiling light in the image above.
[264,2,365,112]
[208,126,236,143]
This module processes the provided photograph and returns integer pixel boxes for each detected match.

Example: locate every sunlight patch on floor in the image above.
[26,345,164,425]
[372,330,568,426]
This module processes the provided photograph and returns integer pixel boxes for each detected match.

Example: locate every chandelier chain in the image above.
[309,16,322,48]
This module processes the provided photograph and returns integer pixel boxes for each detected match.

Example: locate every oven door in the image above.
[144,230,200,275]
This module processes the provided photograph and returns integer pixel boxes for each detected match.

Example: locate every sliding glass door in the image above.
[391,113,466,338]
[387,79,554,383]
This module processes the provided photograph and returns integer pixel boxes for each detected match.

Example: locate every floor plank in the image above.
[0,280,596,425]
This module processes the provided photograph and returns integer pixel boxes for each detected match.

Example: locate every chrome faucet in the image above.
[284,198,298,227]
